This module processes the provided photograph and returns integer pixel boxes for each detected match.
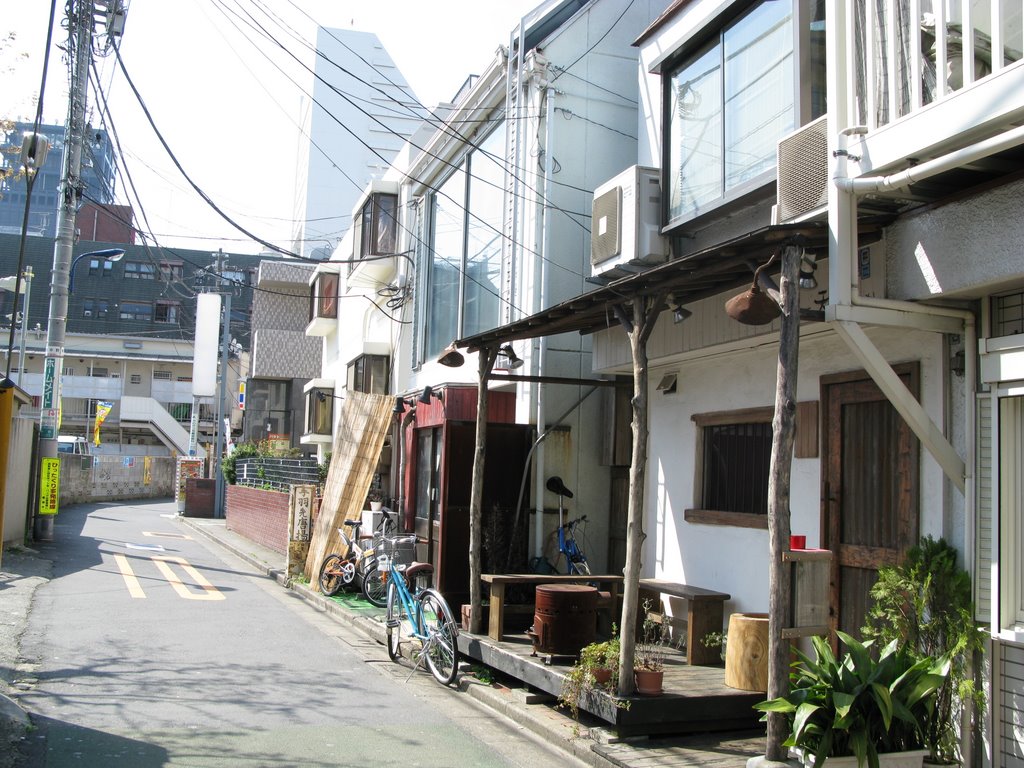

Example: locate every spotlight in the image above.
[393,396,409,415]
[437,342,464,368]
[418,385,441,405]
[498,344,524,369]
[798,255,818,289]
[672,306,691,324]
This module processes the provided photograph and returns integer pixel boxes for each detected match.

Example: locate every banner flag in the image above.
[94,401,114,446]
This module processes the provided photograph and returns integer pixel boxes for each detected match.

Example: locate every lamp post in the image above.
[67,248,125,294]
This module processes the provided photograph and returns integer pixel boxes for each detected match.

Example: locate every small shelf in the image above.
[784,548,833,638]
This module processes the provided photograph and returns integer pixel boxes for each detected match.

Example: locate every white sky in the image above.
[3,0,541,254]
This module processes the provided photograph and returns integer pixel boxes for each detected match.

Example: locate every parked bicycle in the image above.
[378,534,460,686]
[318,510,395,606]
[537,476,590,576]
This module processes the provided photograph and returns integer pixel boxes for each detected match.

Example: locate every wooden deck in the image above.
[457,630,765,738]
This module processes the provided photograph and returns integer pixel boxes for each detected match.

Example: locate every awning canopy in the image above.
[457,220,885,352]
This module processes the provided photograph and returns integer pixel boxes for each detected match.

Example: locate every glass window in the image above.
[353,193,398,271]
[310,272,339,320]
[155,302,180,324]
[305,388,334,435]
[422,126,505,360]
[694,409,773,516]
[159,262,183,280]
[667,0,796,223]
[347,354,389,395]
[124,262,155,279]
[119,301,152,320]
[88,259,114,276]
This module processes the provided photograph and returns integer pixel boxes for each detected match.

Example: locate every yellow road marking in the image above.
[152,556,225,601]
[114,554,147,599]
[142,531,192,540]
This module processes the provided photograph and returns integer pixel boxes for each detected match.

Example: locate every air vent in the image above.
[776,116,829,222]
[591,186,622,266]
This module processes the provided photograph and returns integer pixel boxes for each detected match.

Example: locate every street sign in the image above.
[238,381,246,410]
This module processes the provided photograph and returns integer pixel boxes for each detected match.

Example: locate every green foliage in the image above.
[221,442,262,484]
[558,630,622,720]
[317,451,332,486]
[468,665,495,685]
[861,536,986,763]
[755,632,950,767]
[635,598,678,672]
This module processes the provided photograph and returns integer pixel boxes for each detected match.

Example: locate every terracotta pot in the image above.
[633,668,663,696]
[591,666,613,685]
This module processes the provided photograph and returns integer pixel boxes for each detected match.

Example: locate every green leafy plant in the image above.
[222,442,261,484]
[468,665,495,685]
[861,536,985,763]
[558,631,621,720]
[703,630,728,662]
[755,631,950,767]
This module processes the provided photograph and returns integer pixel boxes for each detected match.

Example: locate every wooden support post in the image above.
[765,246,801,761]
[469,347,498,636]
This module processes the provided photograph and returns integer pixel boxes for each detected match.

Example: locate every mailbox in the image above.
[782,548,832,638]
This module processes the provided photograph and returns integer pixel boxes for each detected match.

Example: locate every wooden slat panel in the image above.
[303,391,394,581]
[795,400,819,458]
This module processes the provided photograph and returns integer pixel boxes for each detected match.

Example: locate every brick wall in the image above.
[225,485,289,554]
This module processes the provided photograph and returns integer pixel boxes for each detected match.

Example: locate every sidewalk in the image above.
[177,513,772,768]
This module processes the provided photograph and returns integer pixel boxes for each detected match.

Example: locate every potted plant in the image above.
[366,488,384,512]
[558,632,621,720]
[755,631,950,768]
[633,599,672,695]
[861,536,986,765]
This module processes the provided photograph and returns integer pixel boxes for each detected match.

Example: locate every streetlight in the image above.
[0,267,32,387]
[68,248,125,294]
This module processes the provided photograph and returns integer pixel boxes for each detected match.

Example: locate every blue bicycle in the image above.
[379,535,460,686]
[546,476,591,576]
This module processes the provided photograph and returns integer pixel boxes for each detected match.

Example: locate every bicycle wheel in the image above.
[417,589,459,686]
[361,557,388,607]
[570,558,591,577]
[385,580,407,662]
[318,554,345,596]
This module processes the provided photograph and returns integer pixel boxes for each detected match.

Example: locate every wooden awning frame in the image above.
[457,220,885,352]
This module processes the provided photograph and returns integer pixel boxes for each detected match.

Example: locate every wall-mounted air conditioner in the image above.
[776,116,829,223]
[590,166,668,278]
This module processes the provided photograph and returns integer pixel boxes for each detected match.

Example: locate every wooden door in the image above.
[821,364,919,641]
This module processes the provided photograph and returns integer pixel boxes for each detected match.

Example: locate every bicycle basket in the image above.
[380,535,416,566]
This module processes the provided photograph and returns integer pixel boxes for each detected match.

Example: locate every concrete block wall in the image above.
[225,485,289,554]
[59,455,175,505]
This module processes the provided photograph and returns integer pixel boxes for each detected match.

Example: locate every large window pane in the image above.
[426,164,465,359]
[724,0,794,188]
[670,45,723,218]
[463,128,504,338]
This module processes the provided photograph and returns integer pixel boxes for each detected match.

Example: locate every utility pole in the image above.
[35,1,95,541]
[213,249,232,519]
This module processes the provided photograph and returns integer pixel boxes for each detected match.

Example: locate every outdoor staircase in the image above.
[119,396,207,459]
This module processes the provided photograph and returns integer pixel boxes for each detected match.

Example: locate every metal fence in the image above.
[234,457,322,492]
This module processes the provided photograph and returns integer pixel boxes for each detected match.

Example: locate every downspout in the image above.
[831,127,982,562]
[530,57,555,560]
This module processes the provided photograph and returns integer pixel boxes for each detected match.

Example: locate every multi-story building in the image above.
[0,121,118,238]
[0,233,280,454]
[291,28,422,258]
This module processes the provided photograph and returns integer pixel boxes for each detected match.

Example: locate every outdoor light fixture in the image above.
[672,305,692,324]
[498,344,524,369]
[798,254,819,289]
[68,248,126,294]
[393,396,415,415]
[418,385,441,405]
[437,342,465,368]
[725,255,781,326]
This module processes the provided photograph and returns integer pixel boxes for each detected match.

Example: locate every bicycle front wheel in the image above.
[569,558,591,577]
[385,580,407,662]
[318,554,344,596]
[417,589,459,686]
[361,558,388,607]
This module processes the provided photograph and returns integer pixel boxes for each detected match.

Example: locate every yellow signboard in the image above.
[39,457,60,516]
[143,456,152,485]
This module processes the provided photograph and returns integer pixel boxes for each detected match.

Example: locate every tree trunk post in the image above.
[469,347,498,635]
[765,245,802,761]
[616,292,667,696]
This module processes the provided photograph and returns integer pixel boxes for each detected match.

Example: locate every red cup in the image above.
[790,535,806,550]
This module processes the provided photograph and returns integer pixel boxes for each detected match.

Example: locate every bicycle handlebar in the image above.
[562,514,587,528]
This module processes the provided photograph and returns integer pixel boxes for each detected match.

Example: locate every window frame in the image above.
[351,192,399,275]
[154,301,180,324]
[119,301,152,321]
[346,354,390,395]
[304,387,334,437]
[124,261,156,280]
[661,0,823,232]
[309,272,339,321]
[685,406,774,529]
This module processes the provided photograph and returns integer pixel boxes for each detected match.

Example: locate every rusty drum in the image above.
[530,584,598,655]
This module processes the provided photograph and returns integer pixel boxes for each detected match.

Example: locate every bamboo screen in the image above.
[303,391,394,582]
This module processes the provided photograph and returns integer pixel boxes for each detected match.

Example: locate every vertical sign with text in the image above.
[38,457,60,516]
[40,357,58,439]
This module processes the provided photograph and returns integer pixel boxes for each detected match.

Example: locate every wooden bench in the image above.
[639,578,730,666]
[480,574,624,642]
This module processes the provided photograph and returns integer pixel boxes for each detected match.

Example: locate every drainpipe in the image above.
[832,128,983,566]
[531,62,556,560]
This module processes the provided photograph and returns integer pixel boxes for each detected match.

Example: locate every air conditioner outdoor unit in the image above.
[776,115,829,223]
[590,166,668,278]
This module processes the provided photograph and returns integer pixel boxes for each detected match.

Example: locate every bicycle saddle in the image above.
[545,476,573,498]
